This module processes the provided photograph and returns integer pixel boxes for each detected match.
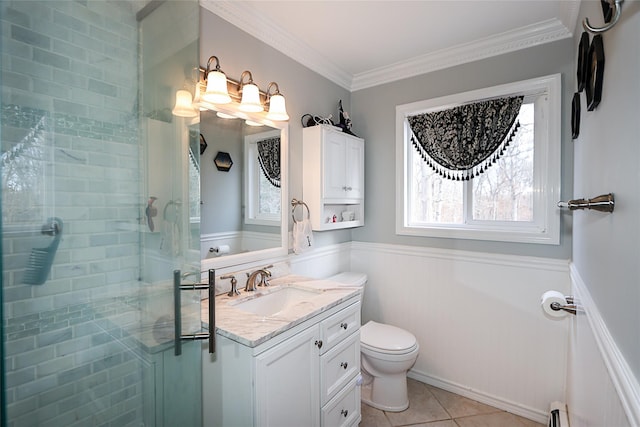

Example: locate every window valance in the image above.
[257,137,280,188]
[407,95,523,181]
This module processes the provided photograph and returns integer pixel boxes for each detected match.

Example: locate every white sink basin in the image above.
[229,286,322,317]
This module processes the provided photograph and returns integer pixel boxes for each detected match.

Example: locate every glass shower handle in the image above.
[173,269,216,356]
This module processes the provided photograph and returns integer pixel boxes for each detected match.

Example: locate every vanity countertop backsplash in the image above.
[203,274,361,347]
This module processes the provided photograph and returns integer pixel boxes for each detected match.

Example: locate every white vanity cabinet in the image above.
[255,326,321,426]
[204,296,361,427]
[303,125,364,230]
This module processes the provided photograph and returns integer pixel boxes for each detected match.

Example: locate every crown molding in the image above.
[201,0,573,92]
[351,19,572,91]
[558,0,582,35]
[200,0,353,90]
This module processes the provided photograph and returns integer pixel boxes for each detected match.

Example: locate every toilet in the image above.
[328,272,419,412]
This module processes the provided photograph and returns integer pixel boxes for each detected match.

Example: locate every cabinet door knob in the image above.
[340,362,348,369]
[341,409,349,417]
[315,340,323,349]
[340,322,348,330]
[346,186,352,191]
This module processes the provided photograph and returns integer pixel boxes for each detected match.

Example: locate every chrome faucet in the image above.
[244,270,263,292]
[221,274,239,296]
[245,265,273,291]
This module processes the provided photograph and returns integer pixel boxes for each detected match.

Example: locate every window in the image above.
[396,74,561,244]
[244,130,281,226]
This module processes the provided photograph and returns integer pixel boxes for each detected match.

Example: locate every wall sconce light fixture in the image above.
[171,54,290,122]
[238,71,263,113]
[172,89,199,118]
[265,82,289,121]
[203,56,232,105]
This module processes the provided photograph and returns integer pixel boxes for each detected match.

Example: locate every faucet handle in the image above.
[260,272,271,287]
[221,274,239,297]
[259,265,273,287]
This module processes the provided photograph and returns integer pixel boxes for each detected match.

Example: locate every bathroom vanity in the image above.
[203,278,362,427]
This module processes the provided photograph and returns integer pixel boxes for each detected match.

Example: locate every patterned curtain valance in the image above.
[407,95,524,181]
[257,137,280,188]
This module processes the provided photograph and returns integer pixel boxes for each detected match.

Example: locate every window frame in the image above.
[395,74,561,245]
[244,129,282,227]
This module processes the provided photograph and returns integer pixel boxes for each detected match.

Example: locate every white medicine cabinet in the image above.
[303,125,364,231]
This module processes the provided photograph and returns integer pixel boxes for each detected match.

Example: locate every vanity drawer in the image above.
[321,375,360,427]
[320,302,360,353]
[320,331,360,405]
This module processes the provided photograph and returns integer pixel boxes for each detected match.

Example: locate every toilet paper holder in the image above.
[550,295,583,315]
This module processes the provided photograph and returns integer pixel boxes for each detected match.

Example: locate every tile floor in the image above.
[359,378,545,427]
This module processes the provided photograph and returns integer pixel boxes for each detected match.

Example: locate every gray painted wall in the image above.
[199,111,244,234]
[572,0,640,379]
[201,4,640,422]
[351,39,575,259]
[201,8,575,260]
[200,9,353,248]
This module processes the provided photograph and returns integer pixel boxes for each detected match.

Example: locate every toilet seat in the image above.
[360,321,418,355]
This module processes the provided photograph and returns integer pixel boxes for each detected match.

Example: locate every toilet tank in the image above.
[328,272,367,304]
[328,272,367,286]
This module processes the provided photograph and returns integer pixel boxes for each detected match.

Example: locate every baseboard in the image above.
[407,370,548,424]
[570,263,640,427]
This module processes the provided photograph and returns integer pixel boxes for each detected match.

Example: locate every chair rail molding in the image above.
[570,263,640,427]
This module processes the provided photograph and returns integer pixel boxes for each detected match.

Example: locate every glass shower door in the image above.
[1,1,203,426]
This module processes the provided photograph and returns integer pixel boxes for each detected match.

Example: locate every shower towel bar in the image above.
[174,269,215,356]
[291,198,310,224]
[557,193,614,213]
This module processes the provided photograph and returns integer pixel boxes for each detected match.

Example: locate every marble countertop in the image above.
[204,275,361,348]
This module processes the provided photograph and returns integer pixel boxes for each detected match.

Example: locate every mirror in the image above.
[199,107,288,270]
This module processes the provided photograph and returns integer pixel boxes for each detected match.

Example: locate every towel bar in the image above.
[557,193,614,213]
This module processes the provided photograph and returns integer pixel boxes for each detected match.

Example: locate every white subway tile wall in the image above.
[2,1,147,425]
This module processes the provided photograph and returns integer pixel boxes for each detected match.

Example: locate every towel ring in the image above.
[291,198,310,224]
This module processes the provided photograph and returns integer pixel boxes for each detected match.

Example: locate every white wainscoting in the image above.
[347,241,570,423]
[567,264,637,427]
[288,242,352,279]
[201,231,280,259]
[201,231,239,259]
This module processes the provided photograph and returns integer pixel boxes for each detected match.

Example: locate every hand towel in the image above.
[293,218,314,254]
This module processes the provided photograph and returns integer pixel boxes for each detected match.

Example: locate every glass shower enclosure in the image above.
[1,1,203,425]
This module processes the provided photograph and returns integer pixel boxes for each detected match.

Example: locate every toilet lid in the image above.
[360,321,417,352]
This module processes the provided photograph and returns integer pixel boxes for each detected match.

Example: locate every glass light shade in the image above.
[203,70,231,104]
[172,90,198,118]
[193,83,208,111]
[245,119,264,127]
[266,93,289,121]
[216,111,237,119]
[239,83,263,112]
